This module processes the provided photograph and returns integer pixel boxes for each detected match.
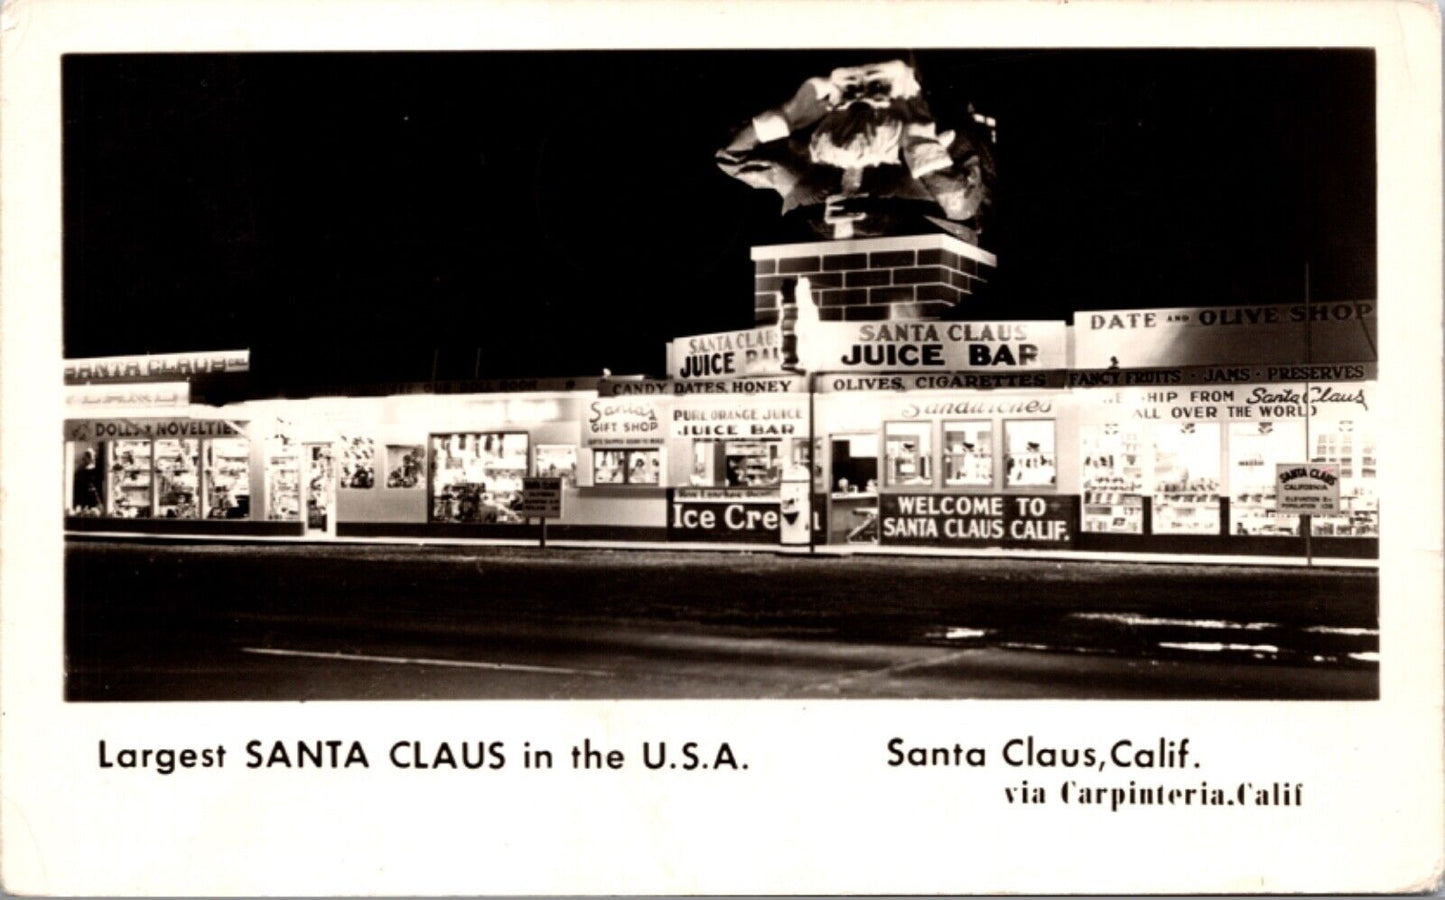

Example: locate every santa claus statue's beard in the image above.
[808,102,905,170]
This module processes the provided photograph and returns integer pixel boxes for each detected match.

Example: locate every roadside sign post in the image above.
[521,477,564,549]
[1276,463,1341,569]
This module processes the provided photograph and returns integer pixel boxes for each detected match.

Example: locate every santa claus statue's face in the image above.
[808,60,922,170]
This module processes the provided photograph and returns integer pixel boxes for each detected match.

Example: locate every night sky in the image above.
[62,50,1376,388]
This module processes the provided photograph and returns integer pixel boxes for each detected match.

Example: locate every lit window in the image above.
[884,422,933,487]
[943,421,992,487]
[593,448,660,485]
[1003,420,1055,488]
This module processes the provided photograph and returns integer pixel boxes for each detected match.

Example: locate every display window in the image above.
[1309,422,1378,537]
[690,440,786,488]
[1080,423,1145,534]
[593,448,660,486]
[68,442,106,515]
[266,435,301,521]
[338,436,376,489]
[1228,420,1307,536]
[884,422,933,488]
[204,438,251,518]
[431,432,529,523]
[533,445,577,486]
[154,439,201,518]
[1003,420,1056,488]
[1152,423,1220,534]
[107,440,153,518]
[384,444,426,489]
[942,421,992,488]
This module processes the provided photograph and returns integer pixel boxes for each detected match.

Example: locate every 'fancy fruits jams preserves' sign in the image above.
[879,493,1077,548]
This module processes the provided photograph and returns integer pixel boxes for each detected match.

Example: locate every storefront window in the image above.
[690,440,783,487]
[1307,422,1377,537]
[1229,420,1307,536]
[431,432,529,523]
[1080,423,1144,534]
[68,443,105,515]
[154,439,201,519]
[1004,420,1056,488]
[593,448,660,485]
[384,444,425,489]
[1152,423,1220,534]
[338,435,375,489]
[266,435,301,521]
[204,438,250,518]
[943,421,992,488]
[108,440,153,518]
[534,445,578,486]
[885,422,933,488]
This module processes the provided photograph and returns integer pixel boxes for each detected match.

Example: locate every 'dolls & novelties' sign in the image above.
[879,493,1077,548]
[64,418,243,442]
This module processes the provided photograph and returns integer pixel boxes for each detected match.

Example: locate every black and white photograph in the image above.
[4,1,1442,896]
[62,47,1381,701]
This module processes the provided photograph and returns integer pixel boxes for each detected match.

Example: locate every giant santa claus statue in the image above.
[717,59,993,241]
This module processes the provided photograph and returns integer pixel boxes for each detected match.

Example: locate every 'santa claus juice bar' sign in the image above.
[803,321,1067,372]
[669,327,783,381]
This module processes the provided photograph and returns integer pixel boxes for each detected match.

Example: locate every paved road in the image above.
[65,541,1378,701]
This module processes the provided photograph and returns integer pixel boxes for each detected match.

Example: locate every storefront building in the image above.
[64,289,1378,561]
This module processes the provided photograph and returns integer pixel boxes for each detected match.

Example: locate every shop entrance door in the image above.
[304,443,336,537]
[828,433,879,545]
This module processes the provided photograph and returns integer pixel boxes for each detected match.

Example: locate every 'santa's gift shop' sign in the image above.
[582,397,667,447]
[879,493,1078,548]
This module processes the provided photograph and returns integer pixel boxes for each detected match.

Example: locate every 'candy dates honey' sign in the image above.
[880,493,1077,548]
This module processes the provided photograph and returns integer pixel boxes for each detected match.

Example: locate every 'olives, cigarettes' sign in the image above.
[1275,464,1341,514]
[880,493,1077,547]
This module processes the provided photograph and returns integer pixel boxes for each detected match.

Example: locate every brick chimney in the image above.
[752,233,996,326]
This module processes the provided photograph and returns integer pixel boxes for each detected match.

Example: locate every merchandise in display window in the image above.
[338,435,375,489]
[431,432,529,523]
[1306,422,1378,536]
[593,448,660,486]
[690,440,787,488]
[385,444,425,489]
[1080,423,1145,534]
[266,435,301,521]
[942,421,992,488]
[154,439,201,518]
[1152,423,1220,535]
[533,444,577,486]
[1003,420,1056,488]
[1229,420,1307,536]
[108,440,153,518]
[884,422,933,488]
[204,438,250,518]
[69,442,105,515]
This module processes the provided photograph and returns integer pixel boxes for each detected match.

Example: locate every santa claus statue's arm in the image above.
[716,77,839,196]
